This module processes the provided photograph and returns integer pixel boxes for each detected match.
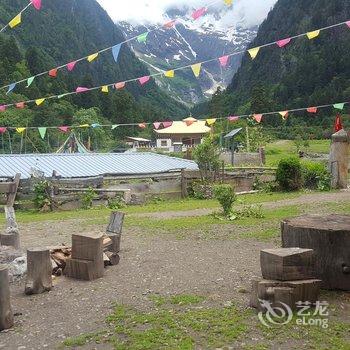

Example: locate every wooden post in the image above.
[181,169,188,198]
[0,265,14,331]
[0,227,20,250]
[329,129,349,189]
[259,147,266,166]
[4,206,17,229]
[25,248,52,295]
[6,173,20,208]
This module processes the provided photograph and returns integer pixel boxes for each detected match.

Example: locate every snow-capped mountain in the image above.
[117,6,258,106]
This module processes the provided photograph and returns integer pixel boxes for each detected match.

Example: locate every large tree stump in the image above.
[0,227,20,250]
[0,265,14,331]
[25,248,52,295]
[64,233,104,281]
[260,248,315,281]
[281,214,350,290]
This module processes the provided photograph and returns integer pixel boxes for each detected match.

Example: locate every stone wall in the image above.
[220,151,263,166]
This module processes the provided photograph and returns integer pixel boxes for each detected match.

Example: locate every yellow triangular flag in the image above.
[224,0,233,5]
[101,85,109,93]
[9,14,21,29]
[206,118,217,126]
[79,124,90,128]
[306,30,320,40]
[87,53,99,62]
[35,98,45,106]
[191,63,202,78]
[164,70,175,78]
[248,47,260,60]
[16,127,26,134]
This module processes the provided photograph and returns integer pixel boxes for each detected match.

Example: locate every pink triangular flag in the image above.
[76,87,89,93]
[153,122,161,130]
[0,105,6,112]
[276,38,291,48]
[228,116,239,122]
[138,123,147,129]
[0,127,7,134]
[307,107,318,113]
[162,121,173,128]
[16,102,25,109]
[192,7,207,20]
[31,0,41,10]
[346,21,350,28]
[67,61,77,71]
[219,55,229,67]
[115,82,126,89]
[139,76,150,85]
[253,114,263,123]
[58,126,69,133]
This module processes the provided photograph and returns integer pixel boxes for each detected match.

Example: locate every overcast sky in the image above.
[97,0,277,26]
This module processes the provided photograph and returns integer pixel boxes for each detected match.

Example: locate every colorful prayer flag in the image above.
[192,7,207,20]
[16,102,25,109]
[76,87,90,93]
[38,127,47,139]
[115,82,126,90]
[253,114,263,123]
[27,76,35,87]
[307,107,318,113]
[91,123,101,128]
[9,14,21,28]
[206,118,217,126]
[276,38,291,48]
[67,61,77,71]
[183,117,197,126]
[279,111,289,119]
[112,44,121,62]
[334,114,343,132]
[139,76,150,85]
[191,63,202,77]
[219,55,229,67]
[79,124,89,128]
[224,0,233,5]
[101,85,109,93]
[333,103,345,110]
[137,32,149,43]
[138,123,146,129]
[228,116,239,122]
[0,127,7,134]
[58,126,69,133]
[164,20,176,29]
[162,121,173,128]
[153,122,161,130]
[346,21,350,28]
[87,53,99,62]
[35,98,45,106]
[0,105,6,112]
[248,47,260,60]
[16,127,26,134]
[49,68,58,78]
[31,0,42,10]
[164,70,175,78]
[306,30,320,40]
[7,83,16,94]
[111,125,118,130]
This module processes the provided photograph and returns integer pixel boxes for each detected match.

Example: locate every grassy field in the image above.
[265,139,331,166]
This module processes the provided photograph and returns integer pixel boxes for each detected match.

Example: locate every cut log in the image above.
[250,278,321,311]
[4,206,18,230]
[106,212,125,235]
[103,234,121,253]
[281,214,350,290]
[260,248,314,281]
[0,265,14,331]
[25,248,52,295]
[105,251,120,266]
[0,227,20,250]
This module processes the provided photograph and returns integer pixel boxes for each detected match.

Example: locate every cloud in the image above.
[97,0,277,27]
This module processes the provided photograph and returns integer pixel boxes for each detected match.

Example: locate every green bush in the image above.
[107,195,125,209]
[33,180,52,211]
[190,180,214,199]
[214,184,236,216]
[302,161,331,191]
[276,157,303,191]
[81,187,97,210]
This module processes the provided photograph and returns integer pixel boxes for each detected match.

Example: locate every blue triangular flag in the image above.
[6,83,16,94]
[112,44,122,63]
[91,123,101,128]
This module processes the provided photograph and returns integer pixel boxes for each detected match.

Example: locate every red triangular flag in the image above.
[58,126,69,133]
[0,127,7,134]
[164,20,176,29]
[115,82,126,90]
[253,114,263,123]
[138,123,147,129]
[16,102,25,109]
[49,68,58,78]
[334,114,343,132]
[162,121,173,128]
[307,107,318,113]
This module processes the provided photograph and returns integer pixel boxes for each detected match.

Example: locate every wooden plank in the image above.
[106,212,125,235]
[6,173,20,206]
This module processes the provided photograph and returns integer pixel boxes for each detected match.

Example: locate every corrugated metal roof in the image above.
[0,153,198,179]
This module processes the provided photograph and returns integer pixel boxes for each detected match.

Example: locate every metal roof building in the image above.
[0,153,198,179]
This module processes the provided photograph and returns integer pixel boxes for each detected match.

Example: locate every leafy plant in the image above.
[229,204,265,221]
[33,181,52,211]
[276,157,303,191]
[214,184,236,216]
[107,195,125,209]
[81,187,97,210]
[190,180,214,199]
[302,161,331,191]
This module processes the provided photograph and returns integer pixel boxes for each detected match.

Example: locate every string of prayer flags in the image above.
[307,107,318,113]
[0,127,7,134]
[162,121,173,128]
[153,122,161,130]
[9,14,21,29]
[224,0,233,6]
[87,53,99,62]
[137,32,149,43]
[16,127,26,134]
[191,63,202,77]
[66,61,77,71]
[138,123,147,129]
[31,0,42,10]
[253,114,263,123]
[333,103,345,110]
[112,44,122,63]
[27,77,35,87]
[115,82,126,90]
[279,111,289,120]
[228,116,239,122]
[139,76,150,85]
[0,106,6,112]
[76,87,90,93]
[7,83,16,94]
[164,70,175,78]
[35,98,45,106]
[307,30,320,40]
[101,86,109,93]
[58,126,69,133]
[206,118,217,126]
[38,127,47,139]
[276,38,291,48]
[219,55,229,67]
[192,7,207,20]
[16,102,25,109]
[49,68,58,78]
[248,47,260,60]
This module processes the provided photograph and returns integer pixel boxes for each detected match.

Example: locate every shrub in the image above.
[214,184,236,216]
[276,157,303,191]
[81,187,97,209]
[302,161,331,191]
[190,180,214,199]
[107,195,125,209]
[33,180,52,211]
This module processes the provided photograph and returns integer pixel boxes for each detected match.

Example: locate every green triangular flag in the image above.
[137,32,149,43]
[38,127,47,139]
[333,103,345,110]
[27,76,35,87]
[111,125,118,130]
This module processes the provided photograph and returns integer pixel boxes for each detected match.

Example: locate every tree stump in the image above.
[0,227,20,250]
[0,265,14,331]
[25,248,52,295]
[281,214,350,290]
